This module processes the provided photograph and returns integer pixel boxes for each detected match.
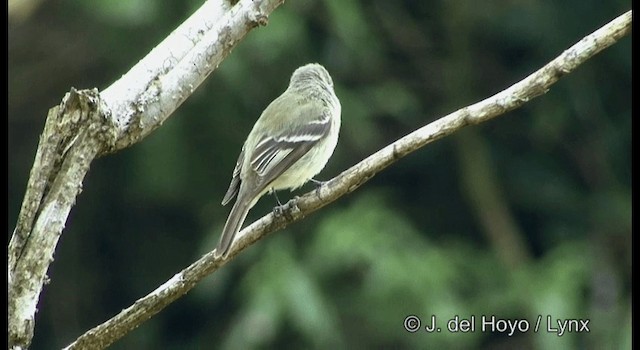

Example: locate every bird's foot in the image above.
[272,196,300,221]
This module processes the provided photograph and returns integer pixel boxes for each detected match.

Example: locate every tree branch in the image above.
[8,0,285,349]
[101,0,278,151]
[62,10,632,350]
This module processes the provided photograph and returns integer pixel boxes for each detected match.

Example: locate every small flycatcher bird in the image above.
[214,63,341,259]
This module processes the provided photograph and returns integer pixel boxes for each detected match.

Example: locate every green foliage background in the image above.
[8,1,630,349]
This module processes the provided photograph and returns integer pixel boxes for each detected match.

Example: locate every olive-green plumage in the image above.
[215,63,341,259]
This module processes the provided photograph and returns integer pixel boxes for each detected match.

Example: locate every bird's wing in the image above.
[250,109,332,191]
[221,145,245,205]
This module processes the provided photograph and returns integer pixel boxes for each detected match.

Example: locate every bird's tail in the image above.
[214,193,252,259]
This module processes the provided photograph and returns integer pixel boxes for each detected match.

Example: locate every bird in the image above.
[214,63,341,259]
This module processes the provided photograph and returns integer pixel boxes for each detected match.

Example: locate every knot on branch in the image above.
[246,2,269,27]
[59,88,118,155]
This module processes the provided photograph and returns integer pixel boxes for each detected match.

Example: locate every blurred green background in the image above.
[8,0,631,349]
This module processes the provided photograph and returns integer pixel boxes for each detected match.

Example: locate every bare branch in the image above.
[102,0,279,151]
[62,10,631,350]
[8,0,284,348]
[9,88,110,349]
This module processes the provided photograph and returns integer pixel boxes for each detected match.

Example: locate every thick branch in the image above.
[102,0,281,150]
[8,1,285,349]
[9,88,111,349]
[63,10,631,350]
